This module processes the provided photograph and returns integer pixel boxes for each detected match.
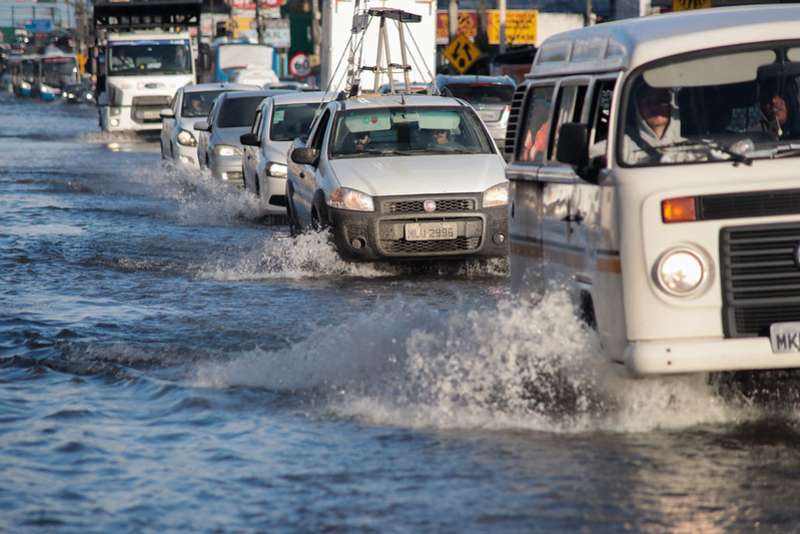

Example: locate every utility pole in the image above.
[498,0,506,54]
[311,0,320,59]
[584,0,593,26]
[448,0,457,40]
[255,0,263,44]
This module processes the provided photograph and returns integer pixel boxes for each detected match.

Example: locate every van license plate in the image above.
[769,322,800,353]
[405,222,457,241]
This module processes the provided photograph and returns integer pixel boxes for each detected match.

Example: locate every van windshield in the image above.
[620,43,800,166]
[330,106,494,158]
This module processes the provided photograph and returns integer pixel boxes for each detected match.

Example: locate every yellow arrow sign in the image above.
[443,33,481,74]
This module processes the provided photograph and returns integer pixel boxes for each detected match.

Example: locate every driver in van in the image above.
[762,93,793,139]
[623,83,683,164]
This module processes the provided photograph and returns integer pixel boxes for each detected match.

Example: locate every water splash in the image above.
[194,291,745,433]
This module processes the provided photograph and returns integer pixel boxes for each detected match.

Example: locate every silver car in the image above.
[433,75,516,151]
[240,91,334,216]
[160,82,257,167]
[194,89,288,184]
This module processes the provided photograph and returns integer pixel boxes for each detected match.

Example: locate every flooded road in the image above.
[3,93,800,532]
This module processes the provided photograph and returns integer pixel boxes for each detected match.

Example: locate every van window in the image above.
[619,42,800,167]
[588,79,616,160]
[517,85,554,163]
[548,84,588,160]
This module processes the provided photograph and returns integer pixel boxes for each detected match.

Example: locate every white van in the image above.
[506,6,800,376]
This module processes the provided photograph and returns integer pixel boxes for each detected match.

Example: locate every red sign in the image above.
[227,0,284,10]
[289,53,311,79]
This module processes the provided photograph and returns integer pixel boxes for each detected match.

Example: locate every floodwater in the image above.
[3,93,800,532]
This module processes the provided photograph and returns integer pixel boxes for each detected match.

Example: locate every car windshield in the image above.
[109,40,192,75]
[218,96,266,128]
[330,106,494,158]
[182,90,226,118]
[270,103,320,141]
[621,43,800,166]
[443,84,514,105]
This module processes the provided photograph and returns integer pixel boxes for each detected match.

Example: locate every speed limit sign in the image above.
[289,53,311,79]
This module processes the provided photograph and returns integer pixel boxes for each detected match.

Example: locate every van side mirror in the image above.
[240,132,260,146]
[556,122,601,185]
[291,147,318,166]
[194,120,210,132]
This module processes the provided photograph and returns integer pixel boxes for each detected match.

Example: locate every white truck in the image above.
[320,0,436,93]
[93,0,201,133]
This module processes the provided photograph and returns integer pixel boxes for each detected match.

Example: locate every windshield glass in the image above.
[443,84,514,105]
[218,96,266,128]
[218,44,272,71]
[270,103,320,141]
[621,43,800,166]
[42,57,78,86]
[109,40,192,76]
[182,90,227,118]
[330,106,494,158]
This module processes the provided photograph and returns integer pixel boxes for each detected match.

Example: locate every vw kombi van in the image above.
[506,6,800,376]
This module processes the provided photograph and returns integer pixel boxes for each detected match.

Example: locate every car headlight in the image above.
[177,129,196,147]
[266,162,287,178]
[483,182,509,207]
[656,248,706,296]
[327,187,374,212]
[215,145,241,157]
[20,81,30,89]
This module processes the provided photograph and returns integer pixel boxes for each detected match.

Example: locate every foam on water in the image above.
[194,291,749,434]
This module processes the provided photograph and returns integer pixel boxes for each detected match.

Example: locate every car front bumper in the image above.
[326,194,509,261]
[210,155,244,185]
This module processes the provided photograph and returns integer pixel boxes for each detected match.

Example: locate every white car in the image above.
[194,89,288,184]
[286,94,509,261]
[241,91,334,216]
[159,82,256,167]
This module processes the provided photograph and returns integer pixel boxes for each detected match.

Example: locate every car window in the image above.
[548,83,587,160]
[251,108,262,137]
[218,96,266,128]
[182,90,228,118]
[270,103,321,142]
[310,110,331,152]
[517,85,554,163]
[443,84,514,105]
[329,106,494,158]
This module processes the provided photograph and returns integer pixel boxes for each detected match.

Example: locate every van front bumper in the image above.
[327,198,509,261]
[624,337,800,376]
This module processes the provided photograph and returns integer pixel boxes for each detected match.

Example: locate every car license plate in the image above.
[405,222,457,241]
[769,322,800,353]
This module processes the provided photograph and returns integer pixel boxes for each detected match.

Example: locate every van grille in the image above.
[503,84,527,161]
[699,188,800,220]
[720,223,800,337]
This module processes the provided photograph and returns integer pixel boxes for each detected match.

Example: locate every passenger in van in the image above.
[623,83,683,164]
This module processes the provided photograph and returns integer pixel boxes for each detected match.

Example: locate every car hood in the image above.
[263,140,293,164]
[178,115,207,133]
[213,127,251,146]
[329,154,506,197]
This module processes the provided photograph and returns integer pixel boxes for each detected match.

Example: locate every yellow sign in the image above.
[672,0,711,10]
[487,11,537,45]
[443,33,481,74]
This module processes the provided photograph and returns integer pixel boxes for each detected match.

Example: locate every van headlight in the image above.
[20,81,31,90]
[327,187,374,212]
[655,247,707,296]
[483,182,509,207]
[266,162,287,178]
[215,145,241,157]
[177,129,196,147]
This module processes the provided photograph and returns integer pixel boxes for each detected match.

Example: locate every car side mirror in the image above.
[291,147,318,166]
[160,108,175,119]
[556,122,601,185]
[240,132,260,147]
[194,120,210,132]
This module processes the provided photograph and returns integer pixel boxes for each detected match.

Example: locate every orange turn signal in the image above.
[662,196,697,223]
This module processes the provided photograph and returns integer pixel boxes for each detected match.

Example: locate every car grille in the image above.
[131,96,171,124]
[380,236,481,254]
[376,217,484,257]
[381,197,476,214]
[720,222,800,337]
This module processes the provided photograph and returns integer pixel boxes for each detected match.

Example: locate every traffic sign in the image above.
[289,53,311,78]
[443,33,480,74]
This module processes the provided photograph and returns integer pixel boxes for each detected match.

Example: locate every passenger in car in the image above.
[623,83,683,164]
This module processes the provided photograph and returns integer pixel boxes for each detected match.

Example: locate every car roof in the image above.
[269,91,337,105]
[533,5,800,78]
[338,94,466,110]
[223,89,294,100]
[436,75,515,87]
[183,82,259,93]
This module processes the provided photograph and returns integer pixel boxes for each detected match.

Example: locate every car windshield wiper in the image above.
[653,139,752,165]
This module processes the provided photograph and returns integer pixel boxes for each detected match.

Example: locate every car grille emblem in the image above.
[423,200,436,213]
